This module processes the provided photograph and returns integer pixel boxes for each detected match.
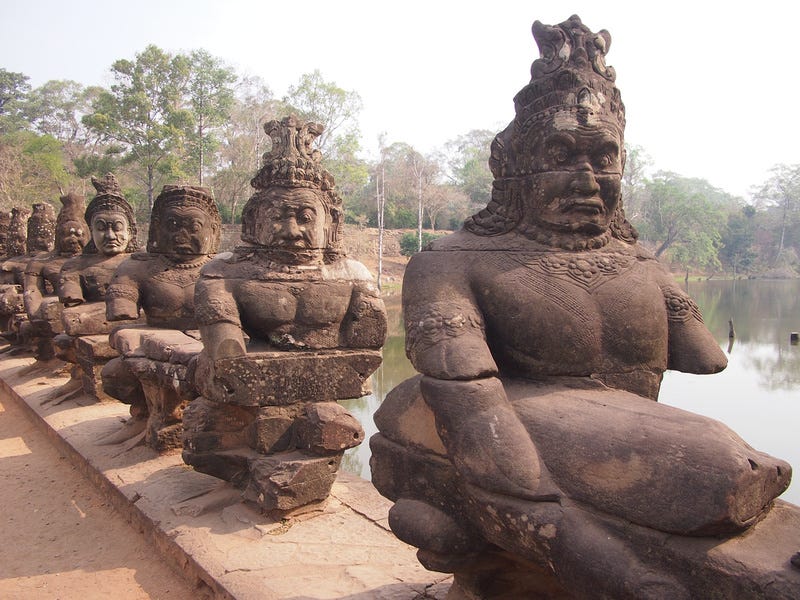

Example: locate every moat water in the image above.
[341,278,800,505]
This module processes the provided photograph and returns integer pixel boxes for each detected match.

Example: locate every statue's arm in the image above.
[22,260,45,318]
[342,278,388,349]
[195,274,246,360]
[105,260,140,321]
[58,262,85,307]
[661,280,727,374]
[403,252,541,497]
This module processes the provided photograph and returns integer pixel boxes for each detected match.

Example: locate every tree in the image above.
[0,131,70,208]
[621,144,653,223]
[752,164,800,264]
[209,76,279,223]
[0,69,31,133]
[185,50,237,184]
[636,172,731,270]
[719,205,757,277]
[83,45,192,212]
[443,129,494,213]
[283,70,367,202]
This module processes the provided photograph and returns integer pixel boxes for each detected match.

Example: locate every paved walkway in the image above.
[0,364,200,599]
[0,354,451,599]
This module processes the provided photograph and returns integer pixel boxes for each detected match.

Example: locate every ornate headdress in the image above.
[55,192,88,252]
[148,185,221,254]
[84,173,139,254]
[465,15,636,244]
[241,115,343,254]
[8,207,30,256]
[26,203,56,253]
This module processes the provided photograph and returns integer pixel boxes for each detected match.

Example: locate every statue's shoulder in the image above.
[129,251,156,262]
[199,252,235,278]
[323,257,375,282]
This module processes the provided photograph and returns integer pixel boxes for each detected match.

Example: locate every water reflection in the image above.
[343,280,800,505]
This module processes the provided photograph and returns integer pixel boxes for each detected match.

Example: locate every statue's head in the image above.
[149,185,221,262]
[241,116,343,262]
[55,192,88,256]
[26,203,56,253]
[8,207,29,256]
[84,173,139,256]
[466,15,637,248]
[0,210,11,257]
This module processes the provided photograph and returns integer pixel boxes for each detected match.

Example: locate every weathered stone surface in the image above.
[244,451,341,512]
[253,405,302,453]
[195,349,381,405]
[75,333,118,361]
[100,186,221,451]
[186,116,387,512]
[296,401,364,454]
[370,14,798,599]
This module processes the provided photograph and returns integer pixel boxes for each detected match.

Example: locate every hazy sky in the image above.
[3,0,798,200]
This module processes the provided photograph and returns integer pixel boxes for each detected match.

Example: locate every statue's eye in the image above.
[298,209,314,224]
[190,220,202,233]
[595,152,616,170]
[113,221,126,232]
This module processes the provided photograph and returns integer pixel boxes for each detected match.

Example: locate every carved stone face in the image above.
[524,118,623,235]
[91,209,130,256]
[158,204,216,261]
[57,219,86,255]
[251,188,327,250]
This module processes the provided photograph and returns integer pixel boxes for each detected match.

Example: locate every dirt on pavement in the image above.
[0,390,200,600]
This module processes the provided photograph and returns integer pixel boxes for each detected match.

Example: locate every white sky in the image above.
[2,0,799,200]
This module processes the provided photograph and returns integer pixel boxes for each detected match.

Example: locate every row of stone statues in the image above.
[0,13,796,598]
[0,115,388,513]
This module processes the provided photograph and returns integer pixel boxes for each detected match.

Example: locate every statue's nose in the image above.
[571,169,600,195]
[283,218,303,239]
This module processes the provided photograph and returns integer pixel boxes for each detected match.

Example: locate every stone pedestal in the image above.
[184,350,380,514]
[108,327,203,451]
[58,302,143,402]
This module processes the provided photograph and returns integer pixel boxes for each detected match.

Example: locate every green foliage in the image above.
[751,163,800,264]
[82,45,194,208]
[443,129,494,212]
[0,69,31,133]
[399,231,442,256]
[185,49,237,184]
[634,172,734,270]
[719,206,757,275]
[0,131,70,208]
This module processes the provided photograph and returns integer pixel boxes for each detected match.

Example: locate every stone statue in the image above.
[0,210,11,260]
[184,115,387,513]
[0,204,55,341]
[370,15,798,599]
[100,185,221,449]
[22,193,88,359]
[0,207,30,331]
[54,173,141,400]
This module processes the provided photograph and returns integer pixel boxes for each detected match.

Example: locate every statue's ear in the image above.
[621,147,627,173]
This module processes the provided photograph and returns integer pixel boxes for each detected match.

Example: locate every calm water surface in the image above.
[341,279,800,505]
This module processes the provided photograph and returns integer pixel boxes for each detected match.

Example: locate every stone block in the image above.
[196,349,382,406]
[296,402,364,454]
[140,329,204,364]
[244,451,342,512]
[253,405,303,454]
[75,334,118,361]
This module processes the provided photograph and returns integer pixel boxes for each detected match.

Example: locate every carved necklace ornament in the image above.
[527,252,636,291]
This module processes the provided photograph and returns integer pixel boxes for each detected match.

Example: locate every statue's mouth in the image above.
[565,197,604,215]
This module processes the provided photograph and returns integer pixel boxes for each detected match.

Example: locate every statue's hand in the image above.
[420,376,542,500]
